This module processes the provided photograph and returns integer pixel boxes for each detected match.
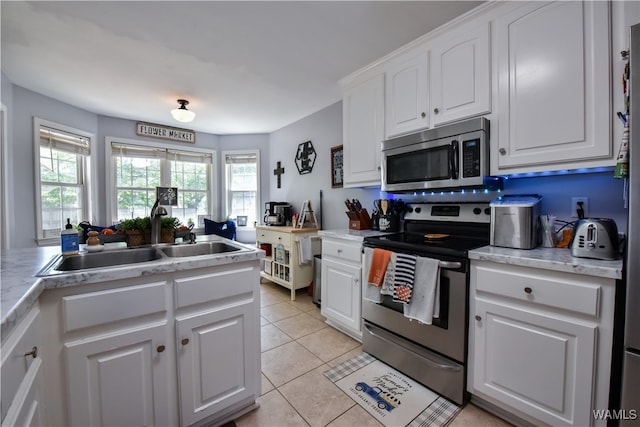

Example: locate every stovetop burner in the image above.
[364,202,491,258]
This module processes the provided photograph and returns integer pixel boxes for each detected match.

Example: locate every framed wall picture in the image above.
[331,145,343,188]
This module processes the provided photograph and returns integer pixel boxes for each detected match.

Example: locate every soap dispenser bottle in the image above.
[61,218,79,255]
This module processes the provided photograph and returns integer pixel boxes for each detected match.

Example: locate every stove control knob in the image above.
[414,207,422,213]
[473,207,482,215]
[484,208,491,215]
[406,207,413,213]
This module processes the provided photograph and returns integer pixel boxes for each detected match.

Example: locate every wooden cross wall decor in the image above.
[273,161,285,188]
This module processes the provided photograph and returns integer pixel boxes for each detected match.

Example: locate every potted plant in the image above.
[160,217,181,243]
[117,217,151,246]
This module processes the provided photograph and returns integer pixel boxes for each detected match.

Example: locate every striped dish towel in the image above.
[393,253,417,303]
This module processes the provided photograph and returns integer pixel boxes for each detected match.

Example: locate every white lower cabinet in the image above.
[65,322,172,426]
[469,260,616,427]
[176,301,258,427]
[40,261,260,427]
[320,236,363,340]
[1,303,44,427]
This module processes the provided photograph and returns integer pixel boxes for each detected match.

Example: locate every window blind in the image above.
[40,127,90,155]
[112,142,212,163]
[225,153,257,164]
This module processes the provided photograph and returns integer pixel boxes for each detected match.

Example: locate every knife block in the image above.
[347,209,371,230]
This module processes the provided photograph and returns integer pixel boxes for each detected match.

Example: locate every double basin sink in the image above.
[37,241,249,276]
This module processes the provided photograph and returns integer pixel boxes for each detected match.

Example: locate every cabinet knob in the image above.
[377,166,381,170]
[421,112,426,118]
[157,345,166,353]
[499,148,507,155]
[524,287,533,294]
[181,338,190,346]
[23,346,38,359]
[433,108,439,114]
[336,249,343,253]
[474,315,482,322]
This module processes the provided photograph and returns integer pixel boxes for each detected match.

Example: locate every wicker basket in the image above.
[126,230,146,247]
[160,228,175,244]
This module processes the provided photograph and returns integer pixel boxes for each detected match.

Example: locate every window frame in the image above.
[33,117,95,245]
[105,136,217,229]
[222,149,260,229]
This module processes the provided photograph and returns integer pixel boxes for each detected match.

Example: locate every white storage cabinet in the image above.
[256,225,319,300]
[1,303,44,427]
[468,260,616,427]
[40,261,261,427]
[492,1,612,173]
[342,73,384,188]
[320,236,364,340]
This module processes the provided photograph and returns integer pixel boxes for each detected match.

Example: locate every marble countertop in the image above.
[469,245,623,280]
[317,229,392,242]
[1,236,263,341]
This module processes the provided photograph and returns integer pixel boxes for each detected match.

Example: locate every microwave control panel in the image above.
[462,138,481,177]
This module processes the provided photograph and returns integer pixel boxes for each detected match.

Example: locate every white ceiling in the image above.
[1,1,482,135]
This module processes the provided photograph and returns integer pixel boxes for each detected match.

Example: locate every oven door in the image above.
[362,253,467,363]
[361,248,469,405]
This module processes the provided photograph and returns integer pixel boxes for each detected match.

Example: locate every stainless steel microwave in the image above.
[381,117,489,192]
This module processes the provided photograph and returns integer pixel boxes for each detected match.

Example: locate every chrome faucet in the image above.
[150,199,168,245]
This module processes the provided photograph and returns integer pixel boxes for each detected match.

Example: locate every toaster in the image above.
[570,218,619,260]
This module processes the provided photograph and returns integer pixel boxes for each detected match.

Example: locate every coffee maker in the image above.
[264,202,292,226]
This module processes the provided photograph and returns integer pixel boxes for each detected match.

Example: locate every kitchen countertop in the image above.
[469,245,623,280]
[1,235,263,341]
[318,229,391,242]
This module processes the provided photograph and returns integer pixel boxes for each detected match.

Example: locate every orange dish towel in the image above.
[367,248,392,287]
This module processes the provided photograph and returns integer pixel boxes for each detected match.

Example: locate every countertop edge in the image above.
[469,246,623,280]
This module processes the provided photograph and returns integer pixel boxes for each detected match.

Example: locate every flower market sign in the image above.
[136,122,196,143]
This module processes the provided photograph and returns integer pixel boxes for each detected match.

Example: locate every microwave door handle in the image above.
[450,140,459,179]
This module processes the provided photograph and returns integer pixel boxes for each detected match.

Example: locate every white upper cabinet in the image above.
[343,74,384,187]
[430,20,491,126]
[493,1,611,173]
[384,50,430,139]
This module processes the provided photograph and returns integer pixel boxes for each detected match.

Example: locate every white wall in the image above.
[268,102,381,230]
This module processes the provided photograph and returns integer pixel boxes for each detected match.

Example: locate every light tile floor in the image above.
[235,279,512,427]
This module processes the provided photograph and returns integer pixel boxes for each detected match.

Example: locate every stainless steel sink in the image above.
[37,247,163,276]
[160,241,243,257]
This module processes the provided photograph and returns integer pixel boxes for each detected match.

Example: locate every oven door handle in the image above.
[363,323,461,372]
[438,261,462,270]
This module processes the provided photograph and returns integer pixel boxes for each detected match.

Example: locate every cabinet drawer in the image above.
[256,230,290,246]
[175,264,257,309]
[322,239,362,264]
[62,282,168,332]
[473,263,601,317]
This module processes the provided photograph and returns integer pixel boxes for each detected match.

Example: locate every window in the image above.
[223,151,259,227]
[34,118,93,243]
[108,139,214,227]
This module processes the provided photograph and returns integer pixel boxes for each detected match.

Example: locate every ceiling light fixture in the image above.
[171,99,195,123]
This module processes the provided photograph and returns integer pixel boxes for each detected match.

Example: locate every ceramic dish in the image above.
[86,244,105,253]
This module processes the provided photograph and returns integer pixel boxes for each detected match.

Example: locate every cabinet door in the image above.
[1,358,43,427]
[494,1,611,171]
[176,302,259,427]
[385,51,430,138]
[471,299,596,426]
[343,74,384,187]
[321,257,361,335]
[430,19,490,126]
[65,322,172,427]
[1,304,41,423]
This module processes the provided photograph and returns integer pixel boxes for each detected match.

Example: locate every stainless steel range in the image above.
[362,202,491,405]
